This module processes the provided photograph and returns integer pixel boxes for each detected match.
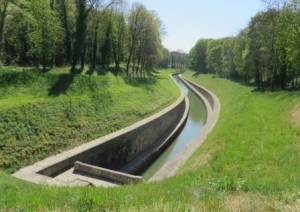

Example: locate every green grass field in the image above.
[0,69,299,211]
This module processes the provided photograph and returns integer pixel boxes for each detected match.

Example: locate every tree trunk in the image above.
[126,38,135,76]
[255,61,261,90]
[91,19,99,70]
[59,0,72,64]
[50,0,54,10]
[80,44,86,71]
[71,0,89,73]
[0,1,8,62]
[280,60,287,90]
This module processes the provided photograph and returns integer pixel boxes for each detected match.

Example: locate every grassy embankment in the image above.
[0,69,299,210]
[0,67,179,173]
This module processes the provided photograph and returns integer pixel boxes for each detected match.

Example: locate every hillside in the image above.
[0,67,179,173]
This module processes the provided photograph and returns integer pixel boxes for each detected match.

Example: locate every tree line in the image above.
[189,0,300,90]
[159,49,189,70]
[0,0,166,76]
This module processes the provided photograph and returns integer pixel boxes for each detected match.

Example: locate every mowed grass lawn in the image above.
[0,69,299,211]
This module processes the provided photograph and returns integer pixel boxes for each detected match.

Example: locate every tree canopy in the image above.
[189,0,300,90]
[0,0,166,76]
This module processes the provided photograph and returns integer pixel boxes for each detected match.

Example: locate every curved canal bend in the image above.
[142,75,207,179]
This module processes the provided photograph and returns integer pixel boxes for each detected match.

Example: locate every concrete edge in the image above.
[119,92,189,174]
[149,75,221,182]
[120,74,190,174]
[74,162,143,185]
[12,74,188,186]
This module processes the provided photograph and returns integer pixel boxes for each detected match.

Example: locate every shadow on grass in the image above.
[48,73,75,96]
[145,68,160,78]
[123,76,157,86]
[86,67,125,76]
[250,81,300,93]
[122,74,158,93]
[0,68,43,87]
[192,72,202,78]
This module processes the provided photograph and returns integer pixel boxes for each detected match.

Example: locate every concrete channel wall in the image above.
[13,74,189,186]
[150,75,220,182]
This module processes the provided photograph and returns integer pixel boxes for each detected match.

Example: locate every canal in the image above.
[142,75,207,179]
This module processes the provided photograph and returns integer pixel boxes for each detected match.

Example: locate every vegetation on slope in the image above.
[0,67,179,173]
[181,71,300,208]
[0,70,299,211]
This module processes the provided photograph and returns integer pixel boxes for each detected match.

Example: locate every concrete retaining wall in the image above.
[183,78,215,110]
[37,94,187,177]
[150,75,220,182]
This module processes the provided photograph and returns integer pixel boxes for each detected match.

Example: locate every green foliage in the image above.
[1,0,165,73]
[189,39,210,72]
[207,44,223,76]
[189,0,300,90]
[169,50,188,70]
[24,0,62,68]
[126,3,165,75]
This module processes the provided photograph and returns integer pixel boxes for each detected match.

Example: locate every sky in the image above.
[126,0,266,53]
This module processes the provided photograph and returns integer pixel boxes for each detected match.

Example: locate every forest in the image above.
[0,0,184,76]
[189,0,300,91]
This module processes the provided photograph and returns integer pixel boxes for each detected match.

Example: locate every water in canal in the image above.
[142,75,207,179]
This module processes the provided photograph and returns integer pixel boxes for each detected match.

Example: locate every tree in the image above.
[71,0,120,73]
[70,0,89,72]
[158,48,170,69]
[56,0,74,64]
[24,0,62,69]
[207,41,223,76]
[246,11,280,89]
[0,0,10,61]
[170,50,188,70]
[126,3,144,76]
[101,13,113,67]
[111,9,126,72]
[126,3,164,76]
[189,39,210,73]
[222,37,236,78]
[233,30,248,82]
[278,0,300,88]
[137,11,164,73]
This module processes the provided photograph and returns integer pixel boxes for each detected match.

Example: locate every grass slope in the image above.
[0,70,299,211]
[181,71,300,209]
[0,67,179,173]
